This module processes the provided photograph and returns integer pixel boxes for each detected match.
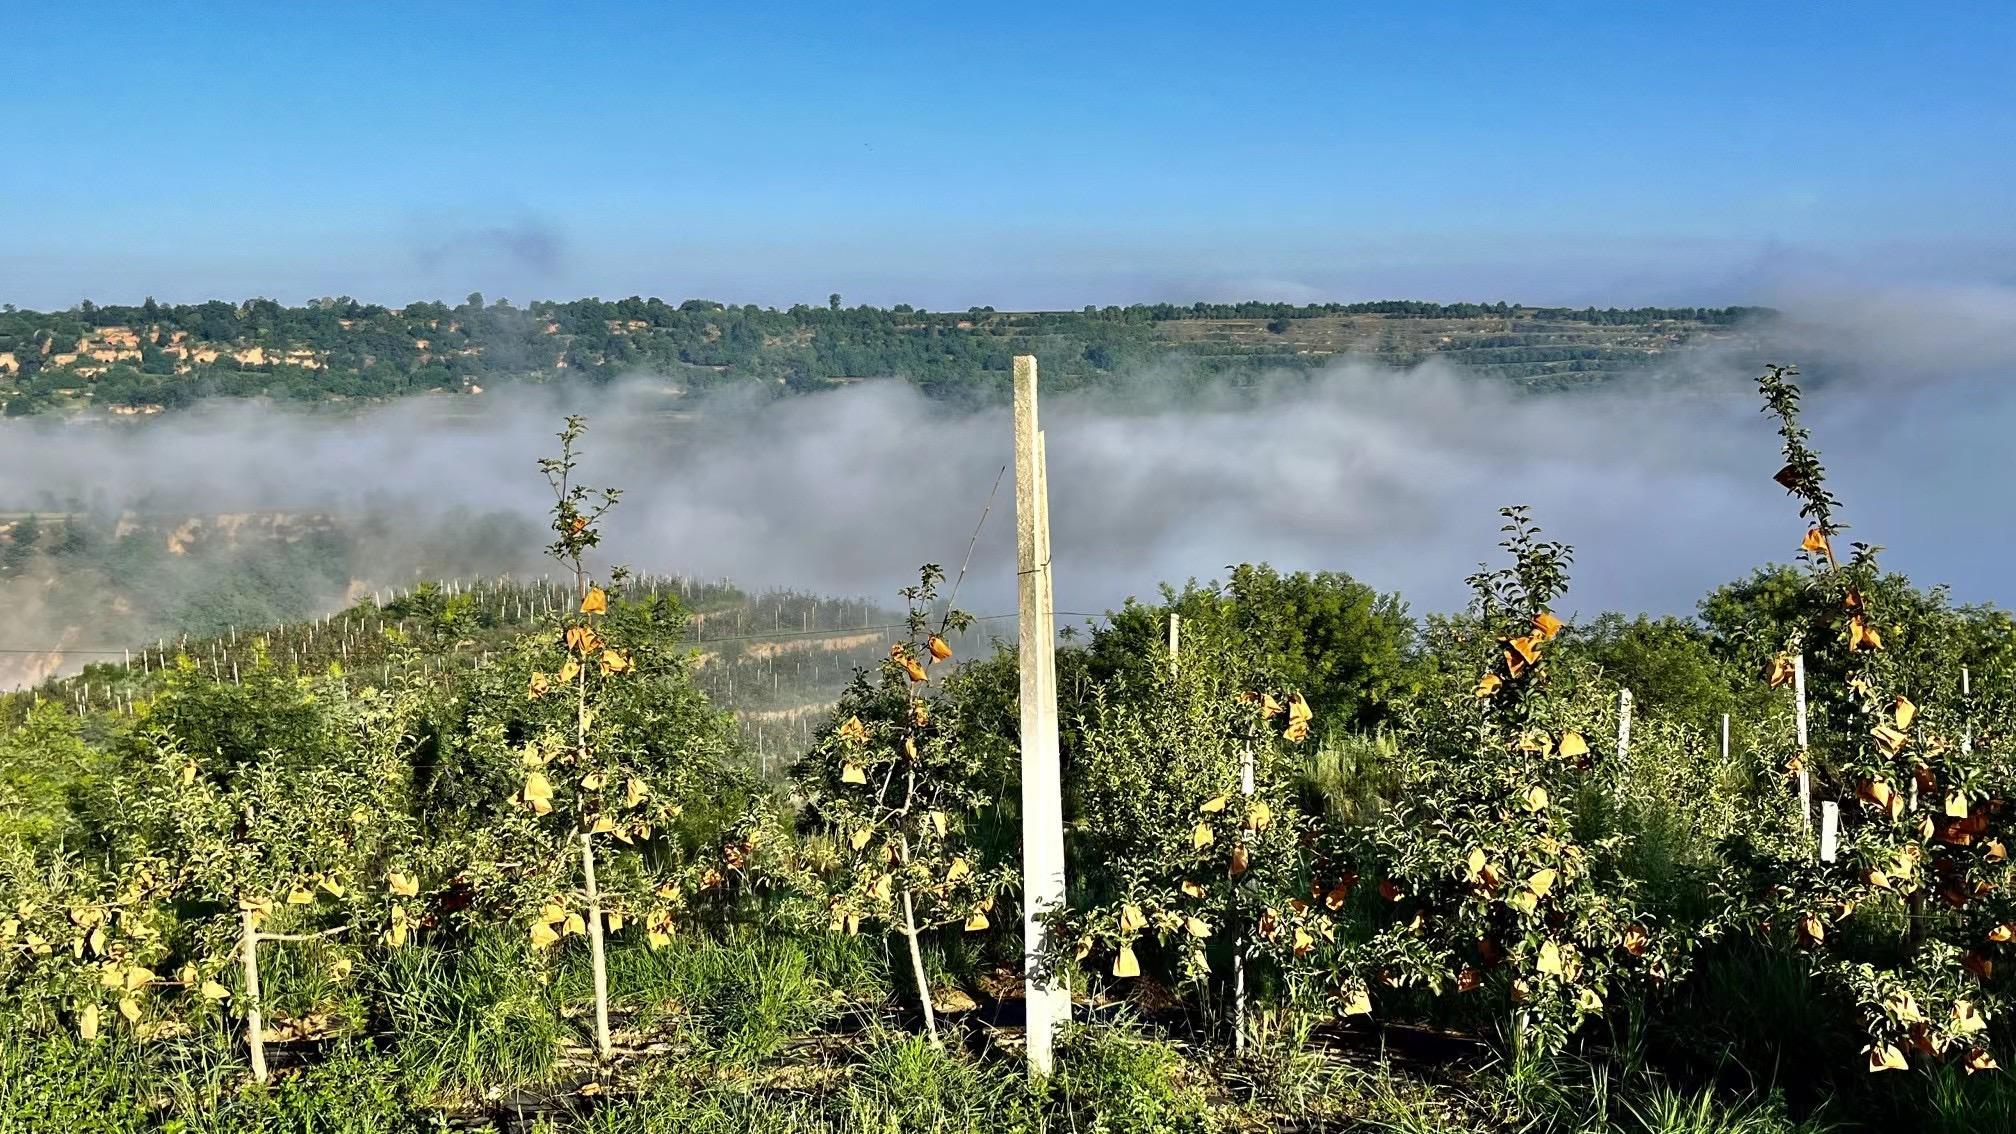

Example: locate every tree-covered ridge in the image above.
[0,294,1773,415]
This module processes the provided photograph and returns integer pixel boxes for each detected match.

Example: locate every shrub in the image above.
[1055,625,1313,1029]
[1718,366,2015,1076]
[789,566,1005,1045]
[1295,509,1691,1052]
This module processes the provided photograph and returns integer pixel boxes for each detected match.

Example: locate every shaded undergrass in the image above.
[1294,728,1404,826]
[5,1001,2004,1134]
[5,917,2013,1133]
[572,1033,1034,1133]
[571,1023,1206,1134]
[366,921,889,1091]
[0,1030,417,1134]
[554,928,882,1065]
[372,929,562,1097]
[1270,1045,1836,1134]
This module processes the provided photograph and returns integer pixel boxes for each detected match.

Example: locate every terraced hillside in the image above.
[1,571,920,774]
[0,296,1770,414]
[0,505,926,757]
[1152,309,1731,384]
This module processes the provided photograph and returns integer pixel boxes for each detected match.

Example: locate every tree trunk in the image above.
[1234,741,1254,1055]
[901,889,941,1048]
[581,833,612,1060]
[1233,931,1248,1056]
[240,907,267,1084]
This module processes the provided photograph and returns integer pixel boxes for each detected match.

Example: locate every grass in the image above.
[0,1029,416,1134]
[1904,1062,2016,1134]
[1050,1022,1216,1133]
[371,929,562,1096]
[563,929,865,1064]
[566,1033,1037,1133]
[569,1026,1208,1134]
[0,1031,154,1134]
[0,922,2004,1133]
[1620,1084,1831,1134]
[1294,728,1401,824]
[1294,1050,1836,1134]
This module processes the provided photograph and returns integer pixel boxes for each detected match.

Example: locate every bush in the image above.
[1297,509,1690,1052]
[1718,367,2015,1076]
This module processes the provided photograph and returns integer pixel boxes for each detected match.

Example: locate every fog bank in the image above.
[2,287,2012,675]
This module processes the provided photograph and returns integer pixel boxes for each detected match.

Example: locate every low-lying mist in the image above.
[2,286,2012,690]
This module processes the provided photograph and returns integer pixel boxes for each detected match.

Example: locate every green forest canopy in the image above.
[0,294,1773,415]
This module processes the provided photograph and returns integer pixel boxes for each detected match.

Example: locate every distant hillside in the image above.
[0,295,1773,415]
[0,508,534,689]
[0,567,909,774]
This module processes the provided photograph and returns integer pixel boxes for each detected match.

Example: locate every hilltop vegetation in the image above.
[0,294,1771,415]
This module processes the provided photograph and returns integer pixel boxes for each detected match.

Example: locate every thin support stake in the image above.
[1794,654,1811,828]
[241,907,267,1084]
[1962,665,1973,754]
[1234,740,1254,1055]
[581,834,612,1060]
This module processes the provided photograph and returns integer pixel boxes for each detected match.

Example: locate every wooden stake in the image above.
[901,889,941,1047]
[1820,801,1839,862]
[240,906,267,1084]
[1234,738,1254,1056]
[1014,355,1067,1079]
[1616,688,1633,760]
[1167,613,1181,676]
[1721,713,1731,763]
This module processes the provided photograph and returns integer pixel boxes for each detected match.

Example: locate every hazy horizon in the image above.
[5,282,2012,675]
[5,2,2009,312]
[5,0,2012,682]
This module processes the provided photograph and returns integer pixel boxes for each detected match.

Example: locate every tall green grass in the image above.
[561,931,861,1065]
[371,930,562,1096]
[0,1029,419,1134]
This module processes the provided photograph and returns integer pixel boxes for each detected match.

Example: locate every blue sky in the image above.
[4,1,2009,310]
